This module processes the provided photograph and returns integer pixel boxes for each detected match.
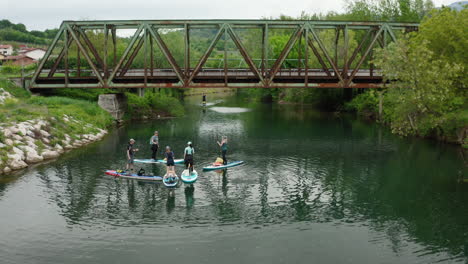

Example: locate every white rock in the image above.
[7,154,28,170]
[0,143,5,148]
[3,167,12,173]
[54,144,64,154]
[13,134,22,141]
[26,130,35,138]
[42,150,60,159]
[42,138,50,144]
[3,129,12,138]
[4,138,13,145]
[19,145,43,163]
[9,127,19,134]
[12,147,25,160]
[40,130,50,138]
[16,125,27,136]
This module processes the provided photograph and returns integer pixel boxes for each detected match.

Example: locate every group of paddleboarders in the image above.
[125,131,228,175]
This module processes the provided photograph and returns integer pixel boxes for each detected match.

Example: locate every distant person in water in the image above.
[184,141,195,173]
[202,93,206,106]
[150,130,159,160]
[217,136,228,165]
[126,139,139,173]
[164,146,175,175]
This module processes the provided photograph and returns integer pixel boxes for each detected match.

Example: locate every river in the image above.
[0,94,467,264]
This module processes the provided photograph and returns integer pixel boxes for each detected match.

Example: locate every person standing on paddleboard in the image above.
[126,139,139,174]
[202,93,206,106]
[217,136,228,165]
[184,141,195,173]
[165,146,175,175]
[150,131,159,160]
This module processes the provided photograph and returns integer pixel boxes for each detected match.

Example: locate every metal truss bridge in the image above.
[30,20,419,89]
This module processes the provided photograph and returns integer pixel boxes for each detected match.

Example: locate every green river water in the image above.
[0,94,467,264]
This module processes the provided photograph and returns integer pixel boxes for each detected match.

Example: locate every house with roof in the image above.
[0,45,13,56]
[1,54,37,66]
[19,48,46,60]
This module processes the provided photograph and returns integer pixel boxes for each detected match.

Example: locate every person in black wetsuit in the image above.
[164,146,175,175]
[202,93,206,106]
[126,139,139,174]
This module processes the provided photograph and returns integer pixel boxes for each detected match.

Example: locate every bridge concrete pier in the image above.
[137,88,145,97]
[98,93,127,121]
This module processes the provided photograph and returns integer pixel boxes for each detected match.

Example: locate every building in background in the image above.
[19,48,46,60]
[0,45,13,56]
[1,55,37,66]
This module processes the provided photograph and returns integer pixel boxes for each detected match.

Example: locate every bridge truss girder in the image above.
[30,20,419,89]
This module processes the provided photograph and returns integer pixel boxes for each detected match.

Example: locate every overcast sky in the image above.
[3,0,457,31]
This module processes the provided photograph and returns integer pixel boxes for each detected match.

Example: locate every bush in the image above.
[125,91,184,118]
[345,90,380,116]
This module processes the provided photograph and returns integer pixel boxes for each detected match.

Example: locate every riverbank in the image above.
[0,80,113,174]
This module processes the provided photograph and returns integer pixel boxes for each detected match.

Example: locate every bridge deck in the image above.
[34,69,383,88]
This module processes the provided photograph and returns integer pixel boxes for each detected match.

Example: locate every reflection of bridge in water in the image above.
[30,20,418,89]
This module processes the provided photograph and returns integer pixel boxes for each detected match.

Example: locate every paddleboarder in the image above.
[126,138,139,174]
[150,130,159,160]
[184,141,195,173]
[217,136,228,165]
[164,146,176,175]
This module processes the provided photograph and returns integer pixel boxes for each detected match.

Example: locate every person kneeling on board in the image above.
[126,138,139,175]
[184,141,195,173]
[164,146,176,175]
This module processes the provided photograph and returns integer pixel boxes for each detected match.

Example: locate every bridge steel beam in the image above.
[30,20,418,89]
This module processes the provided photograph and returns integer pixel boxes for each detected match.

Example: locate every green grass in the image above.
[0,78,31,98]
[27,96,113,128]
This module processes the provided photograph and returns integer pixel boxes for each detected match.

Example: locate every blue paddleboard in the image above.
[202,161,244,171]
[134,159,184,164]
[105,170,163,181]
[181,169,198,184]
[163,173,179,187]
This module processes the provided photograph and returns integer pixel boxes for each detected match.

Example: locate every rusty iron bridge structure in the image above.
[30,20,419,89]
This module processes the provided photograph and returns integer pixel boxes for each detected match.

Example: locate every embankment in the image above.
[0,82,113,174]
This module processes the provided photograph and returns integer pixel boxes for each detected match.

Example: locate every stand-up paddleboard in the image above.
[181,169,198,184]
[163,173,179,187]
[105,170,163,181]
[134,159,184,164]
[202,161,244,171]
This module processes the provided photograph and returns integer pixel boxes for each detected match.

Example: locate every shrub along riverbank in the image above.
[346,8,467,145]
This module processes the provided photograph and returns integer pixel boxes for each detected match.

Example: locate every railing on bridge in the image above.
[30,20,418,89]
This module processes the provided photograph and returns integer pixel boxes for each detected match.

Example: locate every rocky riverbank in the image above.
[0,88,110,174]
[0,117,108,174]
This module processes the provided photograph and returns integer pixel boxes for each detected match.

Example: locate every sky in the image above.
[3,0,459,31]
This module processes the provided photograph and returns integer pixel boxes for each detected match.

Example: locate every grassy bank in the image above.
[0,79,113,173]
[0,79,113,128]
[43,87,185,119]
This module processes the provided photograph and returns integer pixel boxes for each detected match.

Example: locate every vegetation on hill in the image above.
[0,19,58,45]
